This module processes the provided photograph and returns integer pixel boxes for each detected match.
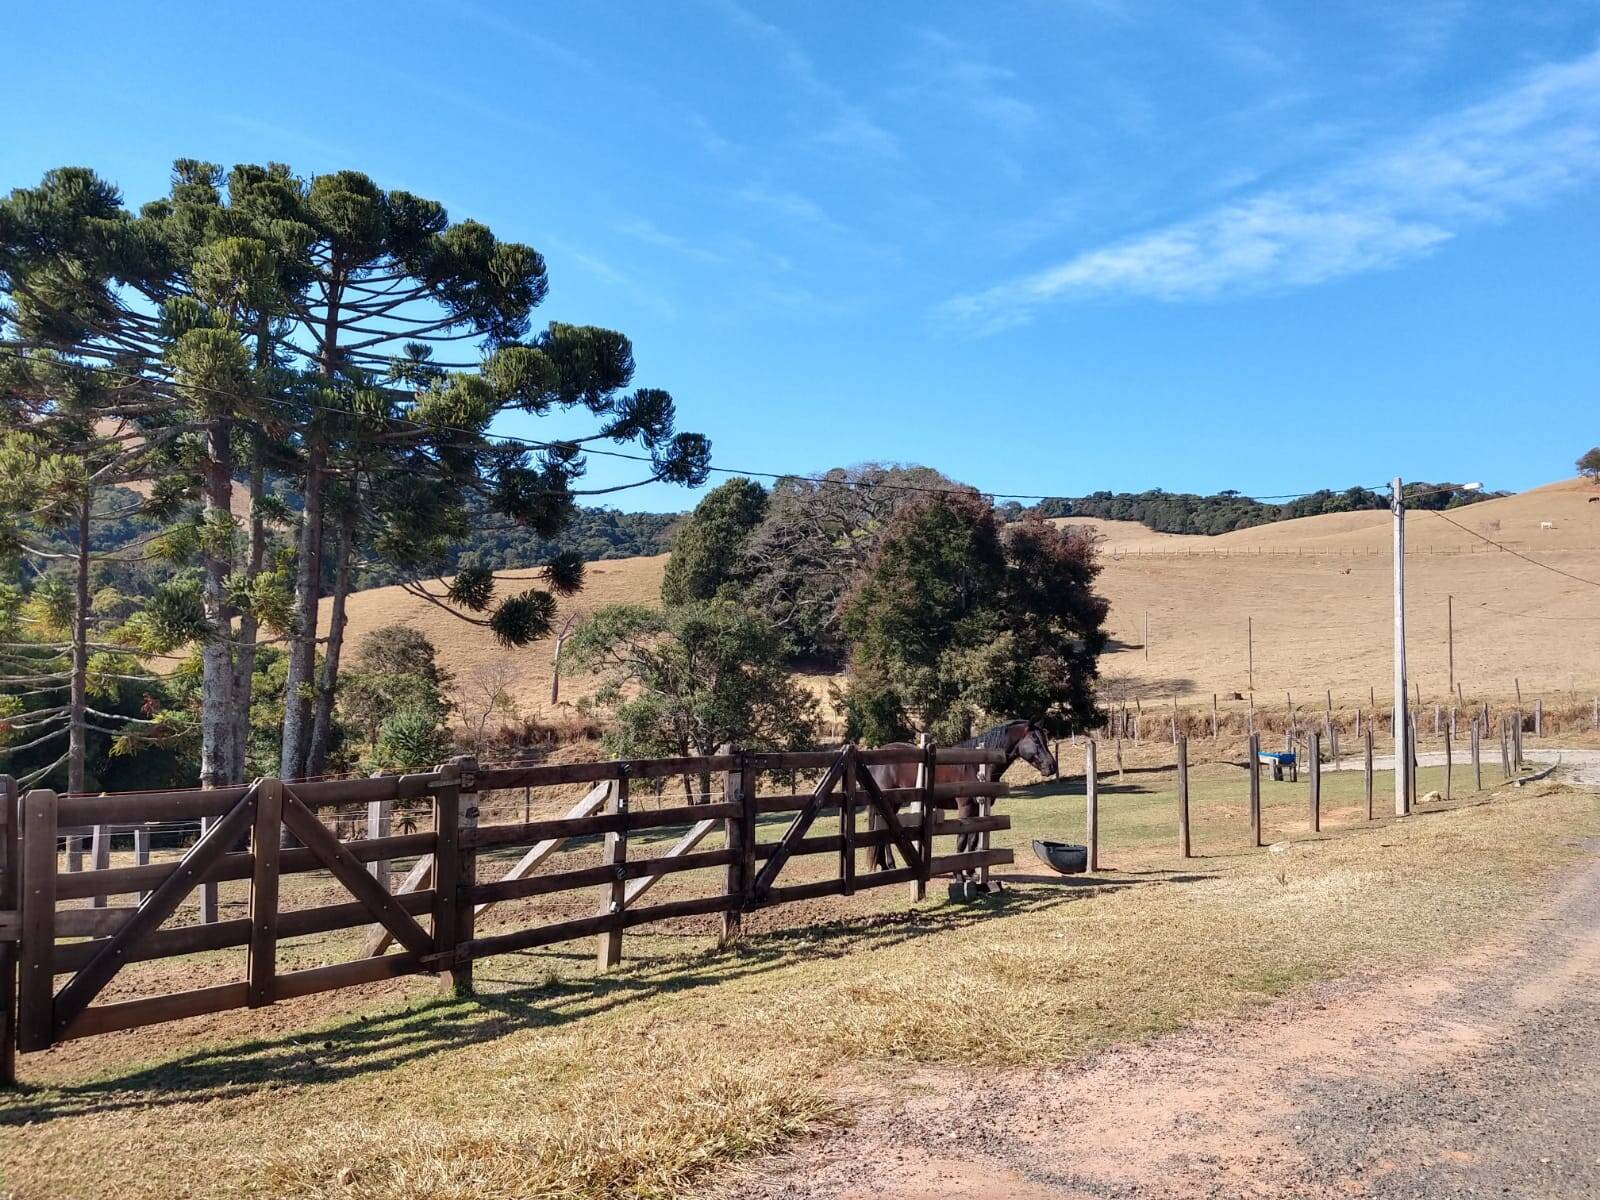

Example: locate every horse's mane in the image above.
[957,720,1026,751]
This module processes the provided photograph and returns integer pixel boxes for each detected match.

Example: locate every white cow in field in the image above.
[1540,521,1556,530]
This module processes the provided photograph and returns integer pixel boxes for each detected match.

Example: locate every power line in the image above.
[0,346,1372,507]
[1423,507,1600,590]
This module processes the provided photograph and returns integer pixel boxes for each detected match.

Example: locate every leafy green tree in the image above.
[562,600,818,784]
[337,625,453,770]
[840,494,1108,743]
[1578,447,1600,482]
[660,476,766,606]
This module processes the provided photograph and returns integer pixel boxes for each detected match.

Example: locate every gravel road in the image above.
[719,808,1600,1198]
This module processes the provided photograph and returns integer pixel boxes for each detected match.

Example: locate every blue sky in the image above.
[6,1,1599,510]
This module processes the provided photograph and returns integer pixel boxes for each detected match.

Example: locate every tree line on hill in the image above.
[0,160,708,792]
[1018,482,1504,536]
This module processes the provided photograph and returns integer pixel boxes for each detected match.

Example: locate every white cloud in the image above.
[943,45,1600,328]
[905,30,1040,135]
[617,217,728,264]
[735,183,846,233]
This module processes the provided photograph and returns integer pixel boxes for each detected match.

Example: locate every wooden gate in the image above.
[0,743,1014,1079]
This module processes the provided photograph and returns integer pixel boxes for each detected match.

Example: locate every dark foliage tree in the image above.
[840,494,1108,744]
[1577,447,1600,483]
[660,476,766,606]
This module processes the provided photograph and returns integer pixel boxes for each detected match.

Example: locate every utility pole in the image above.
[1447,593,1454,700]
[1392,477,1410,818]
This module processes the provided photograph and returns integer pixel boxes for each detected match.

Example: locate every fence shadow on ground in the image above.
[0,870,1222,1124]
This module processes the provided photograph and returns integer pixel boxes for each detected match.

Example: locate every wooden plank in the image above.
[929,781,1009,801]
[625,819,721,906]
[932,748,1009,766]
[366,797,392,891]
[476,755,736,792]
[928,847,1013,876]
[57,786,249,827]
[279,790,433,958]
[1176,734,1191,858]
[465,893,736,959]
[54,891,437,973]
[464,802,741,850]
[919,740,937,892]
[470,844,732,907]
[471,781,610,923]
[596,777,627,970]
[54,830,436,903]
[55,906,138,938]
[247,778,283,1008]
[272,951,424,1002]
[749,753,845,899]
[59,982,250,1042]
[51,786,256,1041]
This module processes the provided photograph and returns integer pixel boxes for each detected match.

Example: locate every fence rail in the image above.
[0,743,1012,1075]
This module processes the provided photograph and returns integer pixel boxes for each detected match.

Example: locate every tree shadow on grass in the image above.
[2,874,1222,1125]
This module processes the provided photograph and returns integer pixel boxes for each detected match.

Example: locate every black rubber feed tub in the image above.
[1033,839,1089,874]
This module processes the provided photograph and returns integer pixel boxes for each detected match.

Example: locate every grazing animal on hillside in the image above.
[866,719,1058,873]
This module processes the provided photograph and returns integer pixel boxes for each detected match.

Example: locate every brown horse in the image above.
[866,719,1059,872]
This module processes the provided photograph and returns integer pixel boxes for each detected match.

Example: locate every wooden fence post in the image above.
[1211,693,1218,739]
[17,789,57,1053]
[1363,726,1374,820]
[719,746,747,945]
[0,776,17,1086]
[918,740,937,898]
[247,779,282,1008]
[133,825,150,901]
[1175,734,1190,858]
[1085,740,1099,871]
[1307,731,1321,833]
[1443,732,1452,801]
[366,797,392,893]
[839,745,857,896]
[431,761,462,993]
[1500,716,1511,777]
[89,824,109,909]
[597,769,628,970]
[454,758,480,994]
[1248,733,1261,848]
[198,816,218,924]
[1330,723,1341,772]
[1471,718,1482,791]
[1408,717,1419,809]
[1534,697,1542,738]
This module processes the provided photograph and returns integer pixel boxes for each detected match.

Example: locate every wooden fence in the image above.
[0,743,1012,1078]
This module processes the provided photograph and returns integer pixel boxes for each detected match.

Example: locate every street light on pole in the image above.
[1392,478,1480,818]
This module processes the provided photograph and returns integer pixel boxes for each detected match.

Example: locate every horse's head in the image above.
[1015,721,1058,778]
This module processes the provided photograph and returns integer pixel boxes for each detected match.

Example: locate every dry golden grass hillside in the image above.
[328,477,1600,725]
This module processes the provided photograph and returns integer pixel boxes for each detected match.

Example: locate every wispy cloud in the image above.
[943,46,1600,328]
[904,30,1040,135]
[709,0,900,159]
[617,217,727,264]
[735,183,847,234]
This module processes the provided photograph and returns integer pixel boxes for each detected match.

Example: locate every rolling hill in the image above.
[326,477,1600,725]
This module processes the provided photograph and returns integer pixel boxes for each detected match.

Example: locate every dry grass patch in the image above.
[3,782,1596,1200]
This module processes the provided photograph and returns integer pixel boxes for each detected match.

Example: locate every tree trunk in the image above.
[68,492,91,795]
[230,440,267,782]
[307,501,356,777]
[280,436,325,780]
[199,416,235,789]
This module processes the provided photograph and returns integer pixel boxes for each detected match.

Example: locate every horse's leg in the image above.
[955,795,977,878]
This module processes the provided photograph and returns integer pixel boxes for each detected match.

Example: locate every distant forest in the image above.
[1016,482,1504,536]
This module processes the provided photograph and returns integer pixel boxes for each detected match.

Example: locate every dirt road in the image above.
[726,835,1600,1198]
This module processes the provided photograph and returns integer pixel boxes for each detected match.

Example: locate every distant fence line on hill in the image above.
[1100,543,1600,560]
